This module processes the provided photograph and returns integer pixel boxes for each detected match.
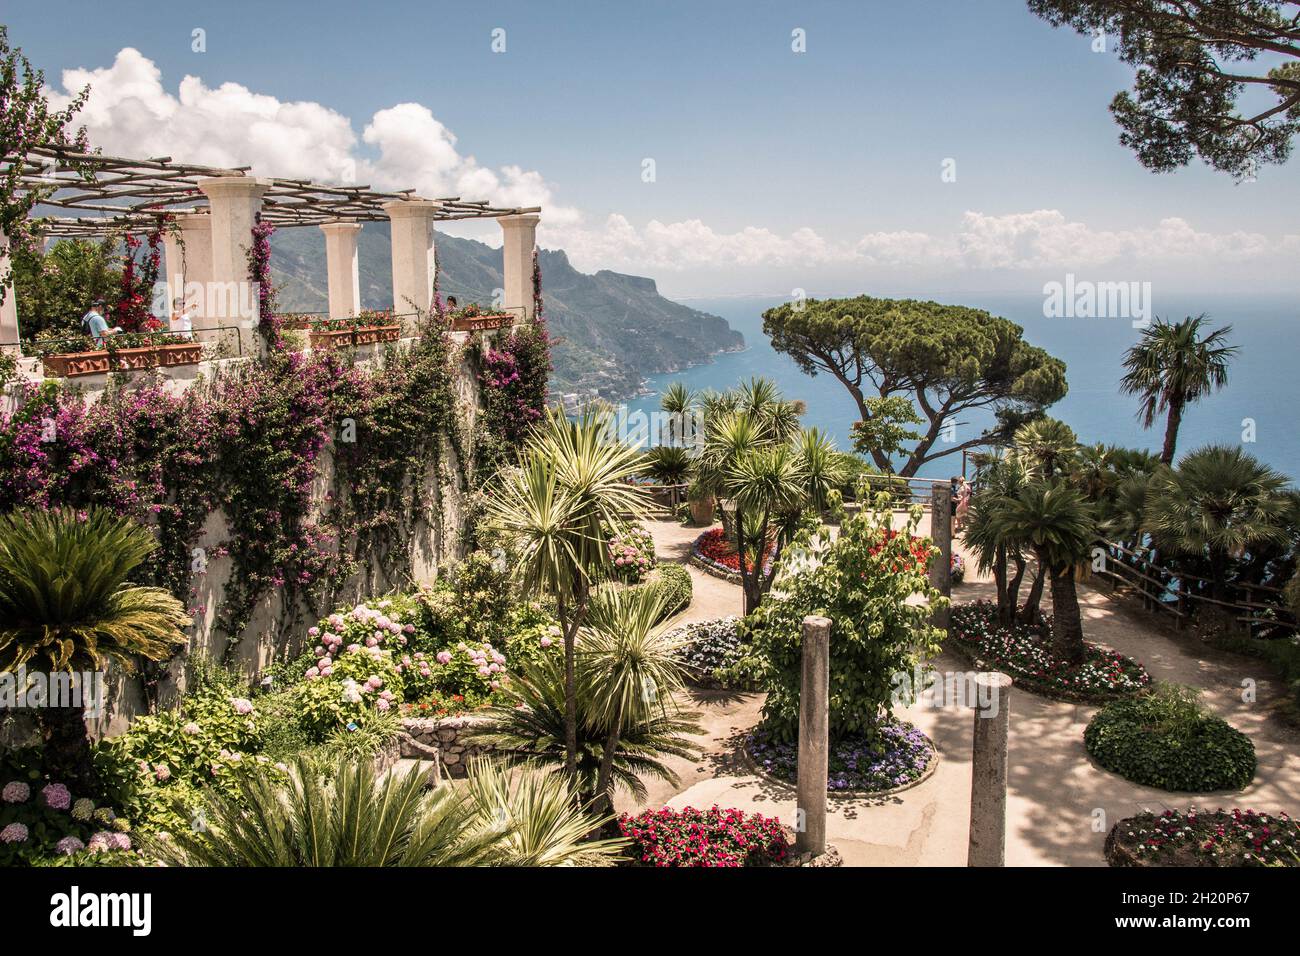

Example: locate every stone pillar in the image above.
[196,177,271,332]
[163,213,216,338]
[929,482,952,630]
[319,221,362,320]
[967,671,1013,867]
[499,213,540,323]
[795,614,831,857]
[382,200,438,317]
[0,227,20,355]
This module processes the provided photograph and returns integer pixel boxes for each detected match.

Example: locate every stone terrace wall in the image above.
[399,715,497,778]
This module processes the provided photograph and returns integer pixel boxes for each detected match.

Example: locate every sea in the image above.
[623,293,1300,483]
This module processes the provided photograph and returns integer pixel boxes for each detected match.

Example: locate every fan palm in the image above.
[468,648,701,806]
[144,754,619,867]
[993,481,1098,662]
[0,508,189,790]
[1120,315,1237,465]
[1013,417,1079,479]
[1145,445,1291,602]
[964,452,1030,625]
[482,406,650,776]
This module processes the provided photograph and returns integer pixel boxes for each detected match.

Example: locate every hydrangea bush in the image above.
[608,524,656,583]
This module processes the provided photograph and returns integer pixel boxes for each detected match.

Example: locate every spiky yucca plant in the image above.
[0,508,189,790]
[145,754,620,867]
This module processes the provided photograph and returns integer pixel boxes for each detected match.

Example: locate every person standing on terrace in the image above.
[80,298,120,347]
[169,296,194,341]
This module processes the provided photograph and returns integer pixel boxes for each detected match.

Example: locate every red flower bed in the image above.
[867,528,933,574]
[618,806,788,867]
[693,527,774,574]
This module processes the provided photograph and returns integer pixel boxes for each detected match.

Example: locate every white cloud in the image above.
[46,48,1296,284]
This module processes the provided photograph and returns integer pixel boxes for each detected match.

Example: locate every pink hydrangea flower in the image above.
[56,835,85,856]
[230,698,253,715]
[42,783,71,810]
[2,781,30,804]
[1,823,29,843]
[540,636,553,648]
[436,651,452,665]
[154,764,171,782]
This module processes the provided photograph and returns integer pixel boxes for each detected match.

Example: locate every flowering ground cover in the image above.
[1105,809,1299,867]
[669,616,756,688]
[949,601,1150,701]
[617,806,788,867]
[690,527,774,579]
[745,721,934,793]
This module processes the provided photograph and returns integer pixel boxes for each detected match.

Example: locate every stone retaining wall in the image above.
[399,715,496,777]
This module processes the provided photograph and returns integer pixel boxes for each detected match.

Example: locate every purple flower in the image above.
[0,823,29,843]
[42,782,72,810]
[1,781,30,804]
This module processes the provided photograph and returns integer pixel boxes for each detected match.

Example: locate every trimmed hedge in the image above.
[648,564,693,620]
[1084,685,1256,792]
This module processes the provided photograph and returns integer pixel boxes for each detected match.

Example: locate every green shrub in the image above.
[1084,684,1256,791]
[294,646,404,741]
[649,564,692,620]
[744,503,944,743]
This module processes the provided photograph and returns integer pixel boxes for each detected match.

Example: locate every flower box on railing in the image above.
[156,341,203,367]
[450,312,512,333]
[112,346,159,371]
[353,324,401,346]
[309,328,355,350]
[40,350,113,378]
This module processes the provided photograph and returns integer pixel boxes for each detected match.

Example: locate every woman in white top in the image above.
[169,297,194,341]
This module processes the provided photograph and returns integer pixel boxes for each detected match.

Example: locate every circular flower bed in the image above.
[670,616,755,689]
[745,722,935,794]
[1106,808,1298,867]
[949,601,1150,702]
[1084,685,1256,792]
[689,528,774,582]
[618,806,788,867]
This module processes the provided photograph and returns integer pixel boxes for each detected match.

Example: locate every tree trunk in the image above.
[1019,561,1046,626]
[1160,400,1183,466]
[1048,565,1086,663]
[993,543,1008,620]
[594,717,622,817]
[558,589,585,778]
[1003,553,1026,627]
[40,704,96,794]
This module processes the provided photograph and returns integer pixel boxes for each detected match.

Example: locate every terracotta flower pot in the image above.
[109,346,159,371]
[41,351,112,378]
[689,495,716,526]
[450,312,512,333]
[309,328,354,350]
[156,342,203,367]
[353,323,400,345]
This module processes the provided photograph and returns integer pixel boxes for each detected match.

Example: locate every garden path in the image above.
[627,517,1300,866]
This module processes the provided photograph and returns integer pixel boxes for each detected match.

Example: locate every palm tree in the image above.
[0,508,189,790]
[964,451,1030,626]
[659,381,696,447]
[994,481,1098,662]
[579,586,692,814]
[1120,315,1238,465]
[1013,417,1079,480]
[1145,445,1291,602]
[482,407,649,777]
[145,754,622,866]
[641,445,693,486]
[724,442,809,614]
[469,648,701,806]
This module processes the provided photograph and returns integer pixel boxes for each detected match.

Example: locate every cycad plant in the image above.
[1013,417,1079,480]
[145,754,622,867]
[0,508,189,790]
[482,406,650,776]
[994,481,1098,662]
[1120,315,1237,465]
[1145,445,1291,602]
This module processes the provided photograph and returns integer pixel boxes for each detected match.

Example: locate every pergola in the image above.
[0,143,542,353]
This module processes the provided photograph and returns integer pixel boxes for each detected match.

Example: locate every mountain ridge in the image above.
[267,224,744,398]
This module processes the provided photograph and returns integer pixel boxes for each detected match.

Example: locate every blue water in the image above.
[625,293,1300,482]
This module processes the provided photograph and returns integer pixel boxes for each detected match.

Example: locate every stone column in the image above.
[967,671,1013,867]
[795,614,831,857]
[499,213,540,323]
[196,177,271,332]
[382,200,438,317]
[319,221,362,320]
[929,482,952,630]
[0,227,20,356]
[163,213,216,338]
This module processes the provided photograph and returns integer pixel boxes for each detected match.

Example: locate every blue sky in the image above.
[7,0,1298,296]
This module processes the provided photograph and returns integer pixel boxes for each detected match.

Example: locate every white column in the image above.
[382,200,438,316]
[197,177,271,330]
[163,213,215,336]
[499,213,540,322]
[0,227,19,355]
[319,221,362,319]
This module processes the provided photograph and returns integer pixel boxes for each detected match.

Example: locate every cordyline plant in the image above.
[1,25,91,305]
[481,406,650,777]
